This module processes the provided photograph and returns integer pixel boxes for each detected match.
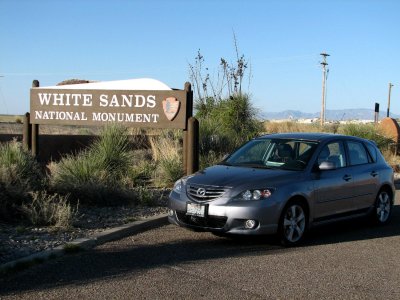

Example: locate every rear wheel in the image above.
[279,201,307,246]
[372,189,392,224]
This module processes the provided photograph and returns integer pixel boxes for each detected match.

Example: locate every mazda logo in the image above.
[197,188,206,196]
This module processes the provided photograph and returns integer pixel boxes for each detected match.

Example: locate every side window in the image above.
[347,141,369,165]
[317,141,346,168]
[365,142,377,163]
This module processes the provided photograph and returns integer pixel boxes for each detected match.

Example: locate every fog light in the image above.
[245,219,257,229]
[168,209,174,217]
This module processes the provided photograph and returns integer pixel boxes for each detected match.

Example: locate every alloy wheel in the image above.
[282,204,306,244]
[376,191,391,223]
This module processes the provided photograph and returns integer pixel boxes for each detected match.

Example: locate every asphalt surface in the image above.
[1,196,400,299]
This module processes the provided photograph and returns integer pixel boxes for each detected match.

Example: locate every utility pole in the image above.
[387,82,394,117]
[320,53,330,126]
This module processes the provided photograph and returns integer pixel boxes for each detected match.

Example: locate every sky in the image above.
[0,0,399,116]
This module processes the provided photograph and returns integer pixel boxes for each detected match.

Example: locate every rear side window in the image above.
[365,142,377,163]
[347,141,369,165]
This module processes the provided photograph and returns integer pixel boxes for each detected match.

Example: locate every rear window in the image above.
[347,141,369,165]
[365,142,377,163]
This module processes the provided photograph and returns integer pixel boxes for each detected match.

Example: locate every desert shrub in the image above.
[0,140,42,220]
[338,123,392,150]
[196,94,263,168]
[49,125,135,205]
[126,152,156,186]
[21,191,78,228]
[133,186,156,206]
[381,148,400,169]
[0,139,42,188]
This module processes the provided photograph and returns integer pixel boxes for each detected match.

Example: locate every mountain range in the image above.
[260,109,400,121]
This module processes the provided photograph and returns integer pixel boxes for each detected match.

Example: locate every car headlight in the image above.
[173,177,191,194]
[173,179,184,194]
[239,189,274,201]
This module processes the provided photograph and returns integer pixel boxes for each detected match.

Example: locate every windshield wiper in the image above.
[218,161,233,166]
[235,163,271,169]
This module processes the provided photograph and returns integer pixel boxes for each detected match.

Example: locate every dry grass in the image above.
[148,133,183,187]
[263,121,326,134]
[381,148,400,168]
[21,191,78,228]
[148,134,181,163]
[0,115,23,123]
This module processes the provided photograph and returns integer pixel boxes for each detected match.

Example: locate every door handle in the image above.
[343,175,352,181]
[370,171,378,177]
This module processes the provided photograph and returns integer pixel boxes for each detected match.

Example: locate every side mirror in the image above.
[319,161,336,171]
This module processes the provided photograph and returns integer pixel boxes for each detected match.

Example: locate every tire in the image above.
[372,189,393,225]
[278,201,308,246]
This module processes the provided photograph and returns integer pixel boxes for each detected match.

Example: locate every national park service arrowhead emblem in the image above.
[162,97,180,121]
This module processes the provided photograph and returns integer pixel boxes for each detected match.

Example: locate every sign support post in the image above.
[183,82,193,175]
[22,112,31,150]
[187,117,199,174]
[31,80,39,157]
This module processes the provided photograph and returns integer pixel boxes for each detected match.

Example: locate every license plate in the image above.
[186,203,206,217]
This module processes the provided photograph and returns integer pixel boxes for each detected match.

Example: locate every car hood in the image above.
[186,165,302,189]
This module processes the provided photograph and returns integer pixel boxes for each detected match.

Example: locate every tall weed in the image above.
[149,133,183,187]
[21,191,78,228]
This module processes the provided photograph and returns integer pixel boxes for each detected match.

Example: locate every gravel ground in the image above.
[0,204,168,266]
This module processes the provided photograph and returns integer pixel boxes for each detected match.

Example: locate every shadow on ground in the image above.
[1,203,400,296]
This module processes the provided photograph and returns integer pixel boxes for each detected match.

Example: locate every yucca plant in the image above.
[49,125,135,205]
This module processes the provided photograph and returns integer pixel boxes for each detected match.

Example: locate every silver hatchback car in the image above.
[168,133,395,246]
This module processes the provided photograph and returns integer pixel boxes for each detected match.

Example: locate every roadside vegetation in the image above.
[1,39,399,228]
[1,120,398,228]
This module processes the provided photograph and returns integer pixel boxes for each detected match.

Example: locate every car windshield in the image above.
[222,138,319,171]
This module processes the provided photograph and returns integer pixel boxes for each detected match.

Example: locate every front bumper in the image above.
[168,190,280,235]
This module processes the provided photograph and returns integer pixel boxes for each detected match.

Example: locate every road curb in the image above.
[0,213,168,275]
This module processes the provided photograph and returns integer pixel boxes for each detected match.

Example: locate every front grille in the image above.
[187,184,226,202]
[176,212,227,229]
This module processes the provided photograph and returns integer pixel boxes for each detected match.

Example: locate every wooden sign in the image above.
[30,88,188,129]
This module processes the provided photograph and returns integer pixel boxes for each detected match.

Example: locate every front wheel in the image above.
[278,201,307,246]
[372,190,393,224]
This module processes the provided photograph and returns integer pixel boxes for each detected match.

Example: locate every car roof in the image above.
[257,132,368,143]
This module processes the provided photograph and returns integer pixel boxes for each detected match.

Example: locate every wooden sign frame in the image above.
[27,80,198,175]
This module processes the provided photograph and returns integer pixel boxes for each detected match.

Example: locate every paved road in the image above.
[1,195,400,299]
